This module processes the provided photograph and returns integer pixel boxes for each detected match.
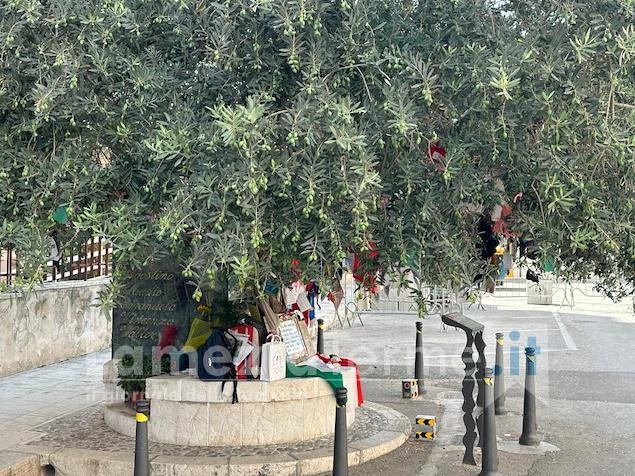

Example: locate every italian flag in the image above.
[286,354,364,406]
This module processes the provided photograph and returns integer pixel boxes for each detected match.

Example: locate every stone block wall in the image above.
[0,278,111,377]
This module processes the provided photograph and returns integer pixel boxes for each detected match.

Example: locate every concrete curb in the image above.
[0,451,40,476]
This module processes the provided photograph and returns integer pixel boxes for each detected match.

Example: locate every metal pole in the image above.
[134,400,150,476]
[519,347,540,446]
[479,368,499,476]
[333,387,348,476]
[68,244,73,279]
[83,241,88,280]
[317,318,325,354]
[7,247,12,285]
[414,321,426,394]
[97,237,102,277]
[105,241,110,274]
[494,332,507,415]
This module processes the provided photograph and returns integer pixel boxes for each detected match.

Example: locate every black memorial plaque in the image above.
[112,263,194,354]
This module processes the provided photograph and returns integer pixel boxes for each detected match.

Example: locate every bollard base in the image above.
[519,433,541,446]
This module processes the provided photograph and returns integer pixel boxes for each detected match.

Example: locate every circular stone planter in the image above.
[105,372,357,446]
[25,401,409,476]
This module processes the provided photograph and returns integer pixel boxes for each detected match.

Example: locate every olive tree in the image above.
[1,0,633,300]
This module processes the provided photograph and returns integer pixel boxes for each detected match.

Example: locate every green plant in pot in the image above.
[117,354,170,408]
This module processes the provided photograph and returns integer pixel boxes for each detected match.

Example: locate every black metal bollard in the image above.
[333,387,349,476]
[134,400,150,476]
[519,347,540,446]
[479,368,499,476]
[414,321,426,394]
[317,318,325,354]
[494,332,507,415]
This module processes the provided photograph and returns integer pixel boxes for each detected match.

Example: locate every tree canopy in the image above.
[1,0,634,299]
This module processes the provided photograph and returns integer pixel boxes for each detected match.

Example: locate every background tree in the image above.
[1,0,633,301]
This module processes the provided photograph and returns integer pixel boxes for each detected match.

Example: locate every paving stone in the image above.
[152,455,230,476]
[227,454,298,476]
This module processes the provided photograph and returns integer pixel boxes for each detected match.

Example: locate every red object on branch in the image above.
[428,143,447,173]
[290,258,302,277]
[492,204,514,236]
[352,241,379,293]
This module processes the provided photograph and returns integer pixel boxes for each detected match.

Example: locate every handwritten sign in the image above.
[278,318,310,363]
[112,262,194,354]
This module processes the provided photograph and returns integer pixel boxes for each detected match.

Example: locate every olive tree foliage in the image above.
[0,0,633,300]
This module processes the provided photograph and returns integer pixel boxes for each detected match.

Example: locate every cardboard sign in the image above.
[278,317,311,363]
[296,292,312,313]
